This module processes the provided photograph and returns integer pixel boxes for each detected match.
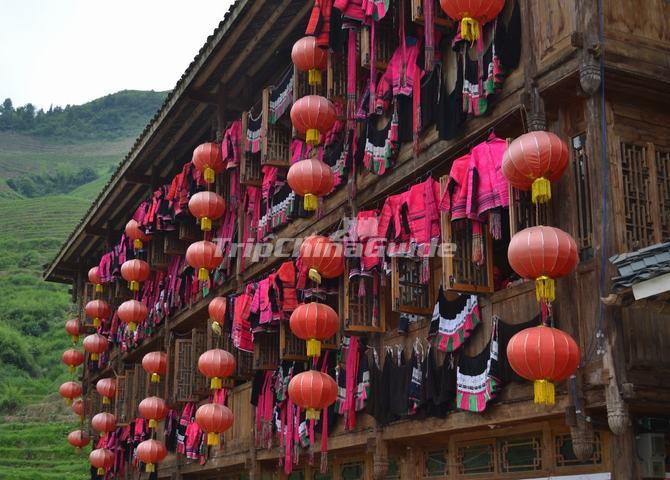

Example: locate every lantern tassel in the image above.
[145,463,155,473]
[306,129,320,146]
[306,408,320,421]
[532,177,551,204]
[535,276,556,303]
[91,353,99,361]
[201,217,212,232]
[198,268,210,282]
[128,322,137,332]
[308,268,322,284]
[534,379,555,405]
[460,16,480,43]
[102,396,110,405]
[211,377,222,390]
[129,280,139,292]
[304,193,318,211]
[97,467,105,476]
[65,398,73,406]
[71,335,79,344]
[306,339,322,358]
[133,239,143,250]
[69,365,75,374]
[207,432,220,446]
[204,166,215,184]
[95,284,103,293]
[93,318,101,328]
[149,419,157,429]
[151,373,160,383]
[308,68,322,86]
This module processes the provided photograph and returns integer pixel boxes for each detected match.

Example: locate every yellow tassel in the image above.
[69,365,75,374]
[97,467,105,475]
[133,239,143,250]
[149,419,157,429]
[128,322,137,332]
[306,408,320,420]
[102,396,110,405]
[306,338,321,358]
[151,373,160,383]
[129,280,139,292]
[146,463,155,473]
[71,335,79,344]
[198,268,209,282]
[204,166,215,184]
[534,379,555,405]
[201,217,212,232]
[532,177,551,204]
[95,284,103,293]
[304,193,318,211]
[211,377,222,390]
[306,128,320,146]
[308,68,322,86]
[93,318,101,328]
[535,276,556,303]
[65,398,73,406]
[308,268,322,284]
[460,16,480,43]
[207,432,220,446]
[91,353,99,361]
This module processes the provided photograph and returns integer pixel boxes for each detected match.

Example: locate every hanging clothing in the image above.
[456,343,495,412]
[437,44,466,141]
[490,314,541,389]
[222,120,242,168]
[423,347,457,418]
[306,0,334,49]
[388,348,412,419]
[269,66,294,124]
[362,111,399,175]
[404,177,442,245]
[244,111,263,155]
[429,288,480,352]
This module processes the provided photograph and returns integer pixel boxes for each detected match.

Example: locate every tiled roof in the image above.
[609,241,670,290]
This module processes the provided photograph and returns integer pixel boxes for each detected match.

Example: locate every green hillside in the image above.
[0,90,167,478]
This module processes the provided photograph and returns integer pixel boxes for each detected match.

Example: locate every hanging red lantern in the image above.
[439,0,505,43]
[59,381,82,405]
[91,412,116,437]
[142,351,167,383]
[83,333,108,361]
[289,303,339,358]
[287,157,335,211]
[65,319,81,343]
[198,349,235,390]
[507,226,578,303]
[188,191,226,232]
[208,297,227,334]
[62,348,85,373]
[185,240,223,282]
[136,439,167,473]
[507,325,580,405]
[88,266,103,293]
[502,131,570,204]
[120,258,150,292]
[192,142,225,184]
[299,235,344,284]
[67,430,90,451]
[288,370,337,420]
[117,299,147,332]
[125,219,151,250]
[292,36,328,86]
[90,448,114,476]
[139,396,168,429]
[85,299,110,328]
[96,377,116,405]
[195,403,233,446]
[290,95,337,146]
[72,399,85,418]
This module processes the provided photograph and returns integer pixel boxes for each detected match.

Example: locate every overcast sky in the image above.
[0,0,236,110]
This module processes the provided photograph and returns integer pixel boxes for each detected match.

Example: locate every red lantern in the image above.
[188,191,226,231]
[289,303,339,358]
[90,448,114,476]
[91,412,116,437]
[186,240,223,282]
[62,348,85,373]
[67,430,90,450]
[198,349,235,390]
[136,439,167,473]
[192,142,225,184]
[96,378,116,405]
[120,259,150,292]
[208,297,227,333]
[507,226,578,303]
[292,36,328,86]
[287,158,335,211]
[195,403,233,446]
[290,95,337,146]
[88,266,103,293]
[142,351,167,383]
[139,396,168,429]
[439,0,505,42]
[72,399,85,418]
[83,333,108,361]
[85,299,110,328]
[59,381,82,405]
[117,299,147,332]
[299,235,344,284]
[125,219,151,250]
[288,370,337,420]
[507,325,580,405]
[502,131,569,204]
[65,319,81,343]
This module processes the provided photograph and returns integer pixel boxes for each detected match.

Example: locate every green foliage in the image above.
[6,166,98,198]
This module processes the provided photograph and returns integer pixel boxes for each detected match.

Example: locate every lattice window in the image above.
[279,321,339,362]
[509,187,548,235]
[206,318,251,381]
[132,364,148,417]
[456,442,494,475]
[261,87,292,167]
[149,236,169,271]
[79,282,96,328]
[385,458,401,480]
[240,112,262,186]
[424,449,448,478]
[411,0,454,27]
[163,233,186,255]
[192,327,209,398]
[571,133,594,261]
[360,20,397,70]
[555,432,603,467]
[173,338,194,403]
[441,218,494,293]
[620,142,655,249]
[341,462,365,480]
[114,374,129,425]
[327,52,348,102]
[498,434,542,473]
[391,256,433,314]
[343,269,385,333]
[294,65,326,102]
[178,220,200,242]
[655,148,670,240]
[253,331,280,370]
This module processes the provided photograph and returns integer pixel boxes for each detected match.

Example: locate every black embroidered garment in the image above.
[428,288,480,352]
[456,342,496,412]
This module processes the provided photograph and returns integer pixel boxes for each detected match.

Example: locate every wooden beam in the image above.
[187,89,218,105]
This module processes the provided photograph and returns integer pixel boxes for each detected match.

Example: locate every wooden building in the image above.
[45,1,670,479]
